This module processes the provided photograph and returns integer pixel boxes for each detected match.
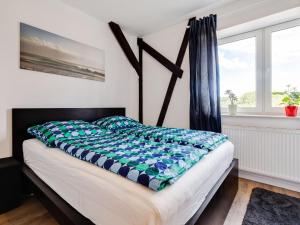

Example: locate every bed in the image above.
[12,108,238,225]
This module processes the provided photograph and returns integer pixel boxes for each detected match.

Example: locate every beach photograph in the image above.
[20,23,105,81]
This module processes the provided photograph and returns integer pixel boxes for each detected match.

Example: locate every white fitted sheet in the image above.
[23,139,234,225]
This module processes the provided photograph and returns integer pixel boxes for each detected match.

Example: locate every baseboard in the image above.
[239,169,300,193]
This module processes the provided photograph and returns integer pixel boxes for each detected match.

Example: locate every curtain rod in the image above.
[186,17,196,29]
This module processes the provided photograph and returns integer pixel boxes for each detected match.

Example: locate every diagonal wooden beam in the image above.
[156,17,196,126]
[109,21,141,76]
[137,39,183,78]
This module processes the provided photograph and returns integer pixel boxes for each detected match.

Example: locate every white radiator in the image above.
[223,125,300,187]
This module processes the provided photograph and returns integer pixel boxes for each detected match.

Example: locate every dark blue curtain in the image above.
[189,14,221,133]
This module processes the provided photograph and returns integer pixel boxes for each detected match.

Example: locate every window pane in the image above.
[272,26,300,107]
[219,37,256,108]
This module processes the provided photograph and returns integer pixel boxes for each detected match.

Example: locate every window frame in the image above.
[218,30,263,114]
[264,19,300,113]
[218,19,300,115]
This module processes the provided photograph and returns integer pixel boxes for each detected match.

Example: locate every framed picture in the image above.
[20,23,105,81]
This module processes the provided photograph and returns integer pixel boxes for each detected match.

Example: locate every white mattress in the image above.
[23,139,234,225]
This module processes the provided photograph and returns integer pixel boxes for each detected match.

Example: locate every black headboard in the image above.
[12,108,125,163]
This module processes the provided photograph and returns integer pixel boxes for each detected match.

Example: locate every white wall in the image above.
[142,0,300,128]
[0,0,139,158]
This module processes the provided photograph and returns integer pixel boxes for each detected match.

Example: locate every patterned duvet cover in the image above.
[54,131,209,191]
[93,116,228,151]
[28,119,228,191]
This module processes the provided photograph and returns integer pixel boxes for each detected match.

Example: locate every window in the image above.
[265,21,300,112]
[219,19,300,114]
[219,37,256,109]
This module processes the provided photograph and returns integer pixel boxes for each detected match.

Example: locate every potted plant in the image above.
[225,90,238,115]
[281,85,300,117]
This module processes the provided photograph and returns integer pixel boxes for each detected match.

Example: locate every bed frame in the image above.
[12,108,238,225]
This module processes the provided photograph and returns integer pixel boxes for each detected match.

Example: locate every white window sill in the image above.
[222,113,300,130]
[222,114,300,119]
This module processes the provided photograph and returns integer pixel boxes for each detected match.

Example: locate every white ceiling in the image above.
[61,0,232,36]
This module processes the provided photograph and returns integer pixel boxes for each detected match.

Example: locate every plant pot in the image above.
[285,106,298,117]
[228,104,237,116]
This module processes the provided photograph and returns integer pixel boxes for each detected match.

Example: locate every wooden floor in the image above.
[0,178,299,225]
[224,178,300,225]
[0,197,58,225]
